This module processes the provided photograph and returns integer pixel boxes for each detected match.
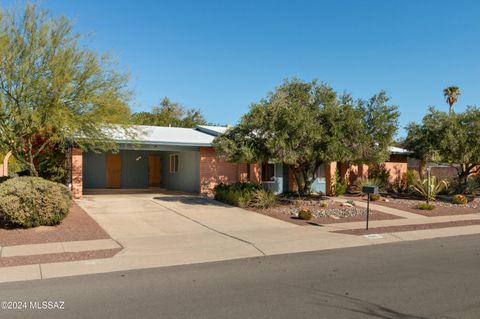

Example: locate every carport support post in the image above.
[366,193,370,230]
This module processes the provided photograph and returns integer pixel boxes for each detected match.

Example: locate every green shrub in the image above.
[412,176,449,201]
[334,172,348,196]
[346,199,355,206]
[0,177,72,228]
[368,164,390,188]
[213,182,261,207]
[298,210,313,220]
[465,177,480,195]
[416,203,435,210]
[250,189,277,208]
[452,194,468,205]
[370,194,381,201]
[403,169,420,191]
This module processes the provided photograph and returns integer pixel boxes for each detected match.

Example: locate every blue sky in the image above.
[3,0,480,135]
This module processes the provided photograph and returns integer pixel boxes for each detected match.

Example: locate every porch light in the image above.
[135,156,142,161]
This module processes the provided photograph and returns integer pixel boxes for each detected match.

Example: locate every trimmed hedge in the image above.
[213,182,261,207]
[0,177,72,228]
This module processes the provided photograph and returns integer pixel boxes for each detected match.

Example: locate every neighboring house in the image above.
[69,125,411,198]
[408,158,460,180]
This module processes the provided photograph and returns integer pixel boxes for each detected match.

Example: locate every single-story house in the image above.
[69,125,411,198]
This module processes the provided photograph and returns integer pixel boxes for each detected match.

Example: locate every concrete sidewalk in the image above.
[0,239,121,258]
[1,193,479,283]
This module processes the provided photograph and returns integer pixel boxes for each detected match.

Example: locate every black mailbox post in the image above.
[362,185,379,230]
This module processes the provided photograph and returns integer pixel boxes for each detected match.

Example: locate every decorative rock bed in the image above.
[383,197,480,209]
[276,201,370,219]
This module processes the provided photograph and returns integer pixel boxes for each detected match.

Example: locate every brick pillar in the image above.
[71,148,83,199]
[358,164,369,179]
[249,162,262,183]
[325,162,337,196]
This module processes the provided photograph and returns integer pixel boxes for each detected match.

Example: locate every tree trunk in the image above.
[292,162,322,195]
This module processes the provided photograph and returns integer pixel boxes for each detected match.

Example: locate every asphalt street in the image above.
[1,234,480,319]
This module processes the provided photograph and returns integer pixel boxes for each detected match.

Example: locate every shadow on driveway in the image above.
[153,196,232,208]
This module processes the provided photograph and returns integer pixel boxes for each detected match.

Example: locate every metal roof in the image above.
[107,125,411,154]
[107,125,223,147]
[388,146,412,155]
[195,125,229,136]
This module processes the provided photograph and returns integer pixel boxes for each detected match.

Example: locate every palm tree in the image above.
[443,86,461,113]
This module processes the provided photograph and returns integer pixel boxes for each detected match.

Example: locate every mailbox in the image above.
[362,185,379,195]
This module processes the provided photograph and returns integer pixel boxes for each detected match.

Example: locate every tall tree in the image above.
[404,107,480,187]
[0,4,131,176]
[213,79,399,194]
[443,86,461,113]
[131,97,207,128]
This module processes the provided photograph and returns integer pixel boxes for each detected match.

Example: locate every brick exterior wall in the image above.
[71,148,83,199]
[199,147,252,196]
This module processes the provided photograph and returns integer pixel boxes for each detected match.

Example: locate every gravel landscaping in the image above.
[0,202,112,246]
[354,196,480,217]
[334,219,480,236]
[251,198,402,225]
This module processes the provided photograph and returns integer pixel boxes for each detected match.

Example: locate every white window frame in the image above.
[169,154,179,173]
[261,162,276,183]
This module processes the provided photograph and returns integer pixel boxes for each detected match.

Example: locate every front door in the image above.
[148,155,162,187]
[106,154,122,188]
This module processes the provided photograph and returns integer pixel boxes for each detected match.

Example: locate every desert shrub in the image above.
[370,194,381,201]
[213,182,261,207]
[350,177,384,195]
[298,210,313,220]
[416,203,435,210]
[250,189,277,208]
[0,177,72,228]
[465,177,480,195]
[368,164,390,188]
[452,194,468,205]
[402,169,420,191]
[334,172,348,196]
[412,176,449,201]
[345,199,355,206]
[320,201,328,208]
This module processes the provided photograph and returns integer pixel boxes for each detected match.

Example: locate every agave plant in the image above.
[351,177,384,195]
[412,176,449,201]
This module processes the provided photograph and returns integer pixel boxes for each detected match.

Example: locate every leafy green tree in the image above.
[404,107,480,187]
[443,86,461,113]
[0,4,131,176]
[132,97,207,128]
[213,78,399,194]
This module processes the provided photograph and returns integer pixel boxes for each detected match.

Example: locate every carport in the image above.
[82,125,215,194]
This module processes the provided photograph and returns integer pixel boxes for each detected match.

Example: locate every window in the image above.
[169,154,179,173]
[261,163,275,182]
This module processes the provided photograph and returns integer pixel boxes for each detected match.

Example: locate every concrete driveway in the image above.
[73,192,313,273]
[37,193,402,279]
